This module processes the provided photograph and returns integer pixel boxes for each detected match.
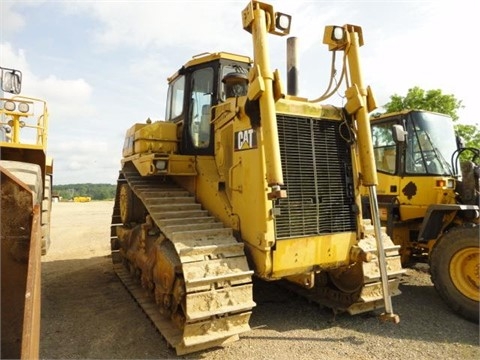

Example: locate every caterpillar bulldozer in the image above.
[364,109,479,322]
[110,1,404,355]
[1,66,53,359]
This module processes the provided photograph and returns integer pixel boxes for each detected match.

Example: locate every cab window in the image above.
[372,122,396,174]
[165,75,185,121]
[189,68,213,148]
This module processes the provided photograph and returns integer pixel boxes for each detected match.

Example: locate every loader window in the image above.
[372,123,397,174]
[405,112,456,175]
[165,75,185,121]
[189,68,213,148]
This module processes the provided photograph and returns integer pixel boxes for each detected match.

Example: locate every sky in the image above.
[1,0,478,185]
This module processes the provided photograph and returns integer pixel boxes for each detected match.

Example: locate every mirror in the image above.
[392,124,406,143]
[1,68,22,94]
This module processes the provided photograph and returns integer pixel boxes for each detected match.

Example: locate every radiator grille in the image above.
[274,114,356,239]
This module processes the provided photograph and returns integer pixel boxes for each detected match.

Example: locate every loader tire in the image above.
[430,226,479,323]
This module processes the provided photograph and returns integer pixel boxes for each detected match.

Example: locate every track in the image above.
[110,163,404,354]
[110,163,255,355]
[280,226,405,317]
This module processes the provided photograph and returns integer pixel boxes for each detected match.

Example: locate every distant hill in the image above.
[53,183,116,201]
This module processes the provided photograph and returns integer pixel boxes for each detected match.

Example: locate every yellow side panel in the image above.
[168,154,196,175]
[399,205,428,221]
[126,123,147,136]
[376,172,400,196]
[123,121,178,157]
[133,139,177,154]
[193,157,237,229]
[398,176,456,221]
[123,123,146,157]
[134,121,177,141]
[130,153,196,177]
[230,131,274,251]
[272,232,355,278]
[133,121,178,155]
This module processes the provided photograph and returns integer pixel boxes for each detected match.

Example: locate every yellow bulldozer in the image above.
[364,109,479,322]
[0,66,53,359]
[110,1,404,355]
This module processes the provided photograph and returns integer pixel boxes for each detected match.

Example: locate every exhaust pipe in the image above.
[286,37,298,96]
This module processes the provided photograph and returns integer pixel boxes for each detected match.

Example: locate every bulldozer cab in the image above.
[165,54,250,155]
[371,110,457,177]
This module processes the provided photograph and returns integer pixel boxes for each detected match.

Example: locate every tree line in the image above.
[53,183,116,201]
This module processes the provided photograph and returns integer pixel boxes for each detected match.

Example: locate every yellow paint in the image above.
[123,120,177,157]
[272,232,355,277]
[73,196,91,202]
[398,176,456,221]
[450,247,480,301]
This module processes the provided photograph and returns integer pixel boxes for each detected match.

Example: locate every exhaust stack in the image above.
[286,37,298,96]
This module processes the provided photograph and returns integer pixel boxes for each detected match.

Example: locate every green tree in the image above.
[384,86,462,120]
[383,86,479,151]
[455,124,480,150]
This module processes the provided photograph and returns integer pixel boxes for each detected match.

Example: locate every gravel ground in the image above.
[40,201,479,360]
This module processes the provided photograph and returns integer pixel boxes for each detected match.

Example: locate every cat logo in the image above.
[234,128,257,151]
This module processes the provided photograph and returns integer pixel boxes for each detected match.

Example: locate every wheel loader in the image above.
[110,1,404,355]
[363,109,479,322]
[1,66,53,359]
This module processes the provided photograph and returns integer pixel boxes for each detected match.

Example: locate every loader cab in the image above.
[165,53,251,156]
[366,109,460,225]
[371,110,457,177]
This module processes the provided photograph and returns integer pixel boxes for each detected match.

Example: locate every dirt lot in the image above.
[40,201,479,359]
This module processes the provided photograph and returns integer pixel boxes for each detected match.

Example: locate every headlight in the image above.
[4,101,15,111]
[436,179,455,189]
[18,102,29,113]
[332,26,345,41]
[323,25,359,51]
[155,160,167,171]
[275,12,291,33]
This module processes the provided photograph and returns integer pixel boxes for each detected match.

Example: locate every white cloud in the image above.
[50,138,121,184]
[0,2,26,37]
[0,43,29,71]
[36,76,94,118]
[1,43,93,117]
[68,1,248,54]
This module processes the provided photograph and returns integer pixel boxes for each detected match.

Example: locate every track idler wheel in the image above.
[119,183,145,225]
[328,261,364,294]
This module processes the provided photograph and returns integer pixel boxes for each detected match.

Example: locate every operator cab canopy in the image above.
[165,52,251,155]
